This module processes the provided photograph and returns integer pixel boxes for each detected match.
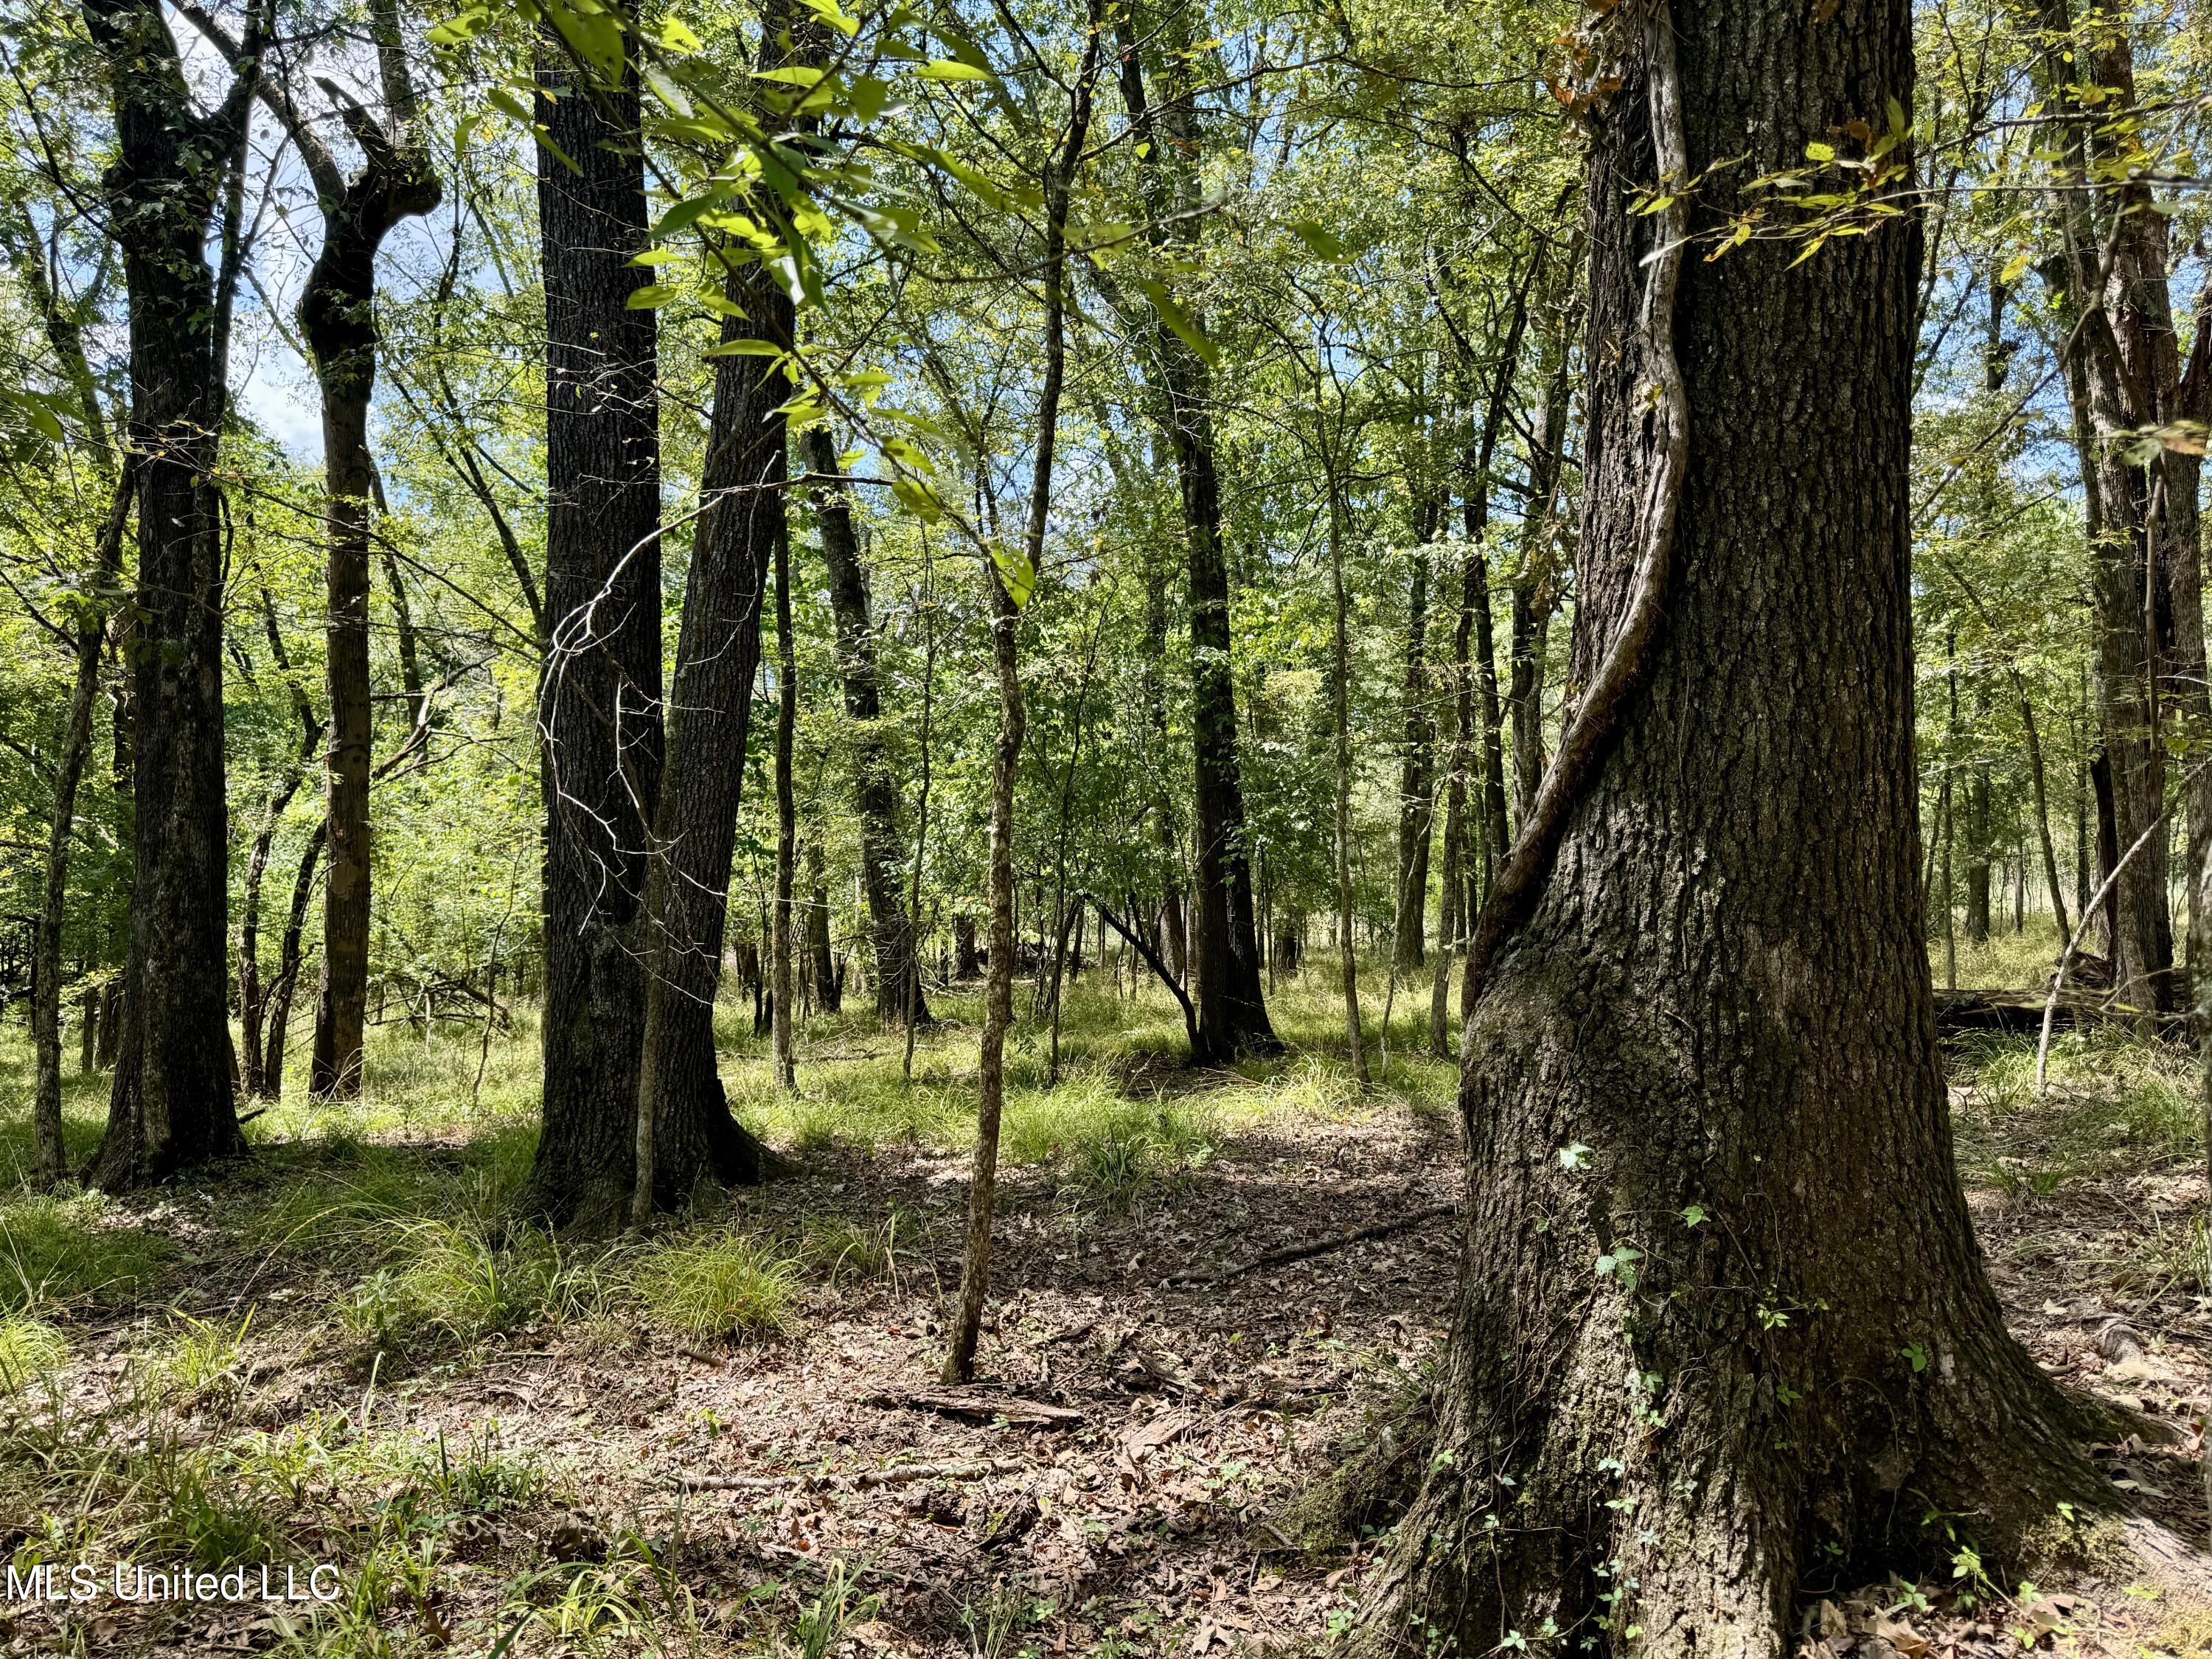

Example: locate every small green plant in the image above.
[802,1209,911,1289]
[0,1315,67,1392]
[161,1307,254,1401]
[341,1219,594,1352]
[637,1231,800,1340]
[792,1560,881,1659]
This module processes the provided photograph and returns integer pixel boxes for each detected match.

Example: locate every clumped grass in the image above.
[0,1314,67,1392]
[801,1208,912,1287]
[1957,1027,2202,1166]
[341,1218,600,1354]
[133,1438,302,1569]
[0,1190,170,1310]
[159,1307,254,1402]
[636,1230,800,1340]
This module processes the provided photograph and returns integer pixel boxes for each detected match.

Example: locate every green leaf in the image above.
[426,7,490,47]
[626,283,683,309]
[486,87,535,127]
[991,540,1037,607]
[1680,1203,1708,1228]
[1557,1142,1592,1171]
[1804,140,1837,162]
[914,59,992,81]
[703,338,788,357]
[1288,218,1346,260]
[1137,278,1217,366]
[890,476,942,524]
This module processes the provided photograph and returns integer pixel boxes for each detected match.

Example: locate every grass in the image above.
[636,1228,801,1339]
[0,1313,66,1392]
[0,1189,170,1310]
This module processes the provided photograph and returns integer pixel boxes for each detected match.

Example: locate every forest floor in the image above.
[0,936,2205,1659]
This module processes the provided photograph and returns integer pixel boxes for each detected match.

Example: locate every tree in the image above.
[526,35,666,1231]
[1362,0,2117,1649]
[81,0,262,1188]
[1113,4,1276,1060]
[630,267,785,1220]
[801,423,929,1024]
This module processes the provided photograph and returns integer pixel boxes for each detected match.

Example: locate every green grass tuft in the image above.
[636,1231,801,1340]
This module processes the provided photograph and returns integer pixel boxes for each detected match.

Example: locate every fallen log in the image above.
[864,1388,1084,1427]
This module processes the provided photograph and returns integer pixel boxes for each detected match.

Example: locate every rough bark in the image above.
[1116,6,1274,1060]
[1363,4,2115,1651]
[1392,545,1434,970]
[630,268,785,1220]
[801,424,928,1023]
[2033,0,2188,1018]
[526,38,666,1231]
[83,0,255,1189]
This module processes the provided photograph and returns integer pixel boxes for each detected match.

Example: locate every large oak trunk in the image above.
[1363,3,2113,1651]
[84,0,248,1188]
[526,41,666,1231]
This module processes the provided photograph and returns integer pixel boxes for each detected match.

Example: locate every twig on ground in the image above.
[1165,1200,1459,1287]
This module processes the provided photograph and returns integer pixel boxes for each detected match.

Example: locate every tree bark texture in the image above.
[801,424,930,1023]
[1393,547,1434,970]
[632,268,785,1217]
[527,41,666,1231]
[1366,5,2114,1652]
[84,0,250,1189]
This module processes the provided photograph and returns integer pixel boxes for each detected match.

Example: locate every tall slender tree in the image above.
[1113,9,1275,1059]
[801,424,930,1024]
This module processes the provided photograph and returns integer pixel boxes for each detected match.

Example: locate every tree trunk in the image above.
[1141,560,1189,983]
[946,41,1091,1373]
[83,0,253,1189]
[1963,759,1993,947]
[291,13,440,1100]
[2034,0,2187,1018]
[771,514,799,1092]
[1116,7,1273,1060]
[807,845,840,1015]
[32,470,133,1186]
[800,424,928,1023]
[262,821,326,1099]
[1364,4,2114,1650]
[1392,545,1434,970]
[630,267,785,1221]
[1327,470,1368,1083]
[526,38,666,1231]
